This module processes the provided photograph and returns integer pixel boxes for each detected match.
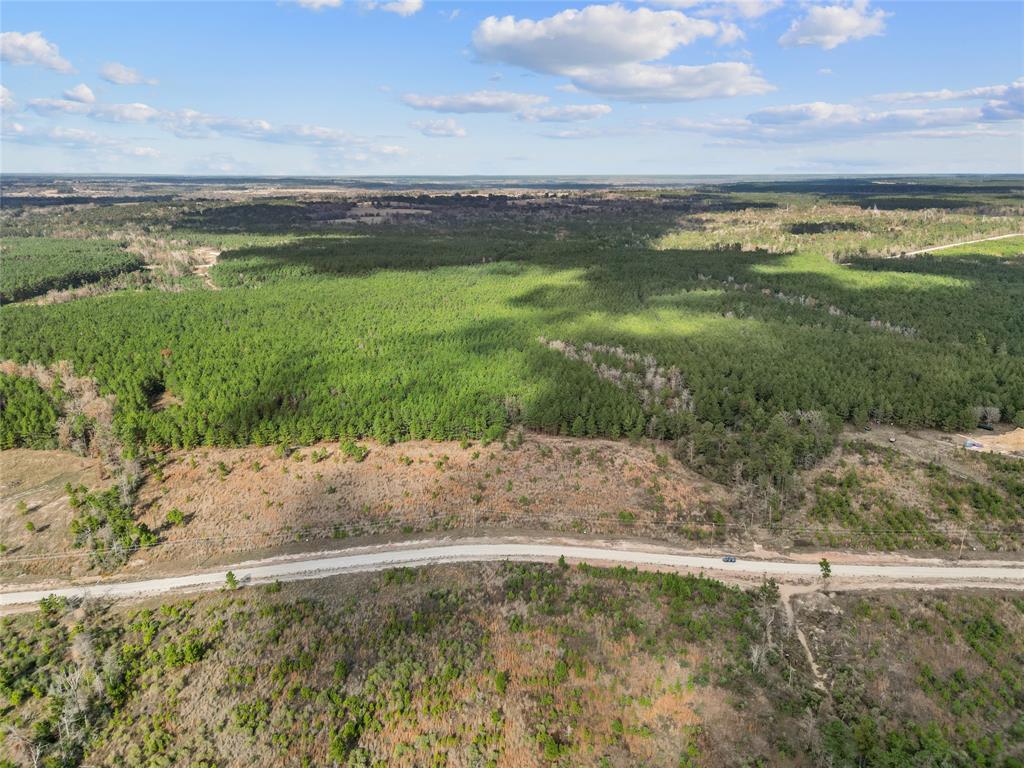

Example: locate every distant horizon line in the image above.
[3,171,1022,181]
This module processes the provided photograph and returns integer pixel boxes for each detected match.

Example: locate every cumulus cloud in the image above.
[401,89,615,124]
[779,1,887,50]
[519,104,612,122]
[29,98,160,123]
[23,93,407,160]
[293,0,343,8]
[873,79,1023,104]
[0,85,14,111]
[473,5,718,73]
[0,31,74,73]
[63,84,97,104]
[537,124,636,140]
[472,4,770,101]
[365,0,423,15]
[717,22,745,44]
[659,85,1022,144]
[411,118,467,137]
[402,90,549,113]
[100,62,158,86]
[295,0,422,12]
[2,122,159,157]
[651,0,783,19]
[871,79,1024,122]
[26,98,93,116]
[570,61,772,101]
[165,108,407,157]
[96,102,163,122]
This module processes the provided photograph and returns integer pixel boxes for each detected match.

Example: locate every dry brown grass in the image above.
[0,434,726,580]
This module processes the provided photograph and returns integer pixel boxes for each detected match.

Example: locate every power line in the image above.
[2,519,1020,565]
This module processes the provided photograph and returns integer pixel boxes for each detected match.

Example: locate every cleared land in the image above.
[2,562,1022,767]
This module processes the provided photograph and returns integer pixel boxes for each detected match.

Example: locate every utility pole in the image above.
[957,528,967,561]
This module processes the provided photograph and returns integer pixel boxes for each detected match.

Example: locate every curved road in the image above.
[3,539,1024,610]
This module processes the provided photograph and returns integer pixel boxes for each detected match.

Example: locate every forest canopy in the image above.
[1,183,1021,485]
[0,237,143,304]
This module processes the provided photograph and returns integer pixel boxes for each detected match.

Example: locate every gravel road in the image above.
[3,539,1023,610]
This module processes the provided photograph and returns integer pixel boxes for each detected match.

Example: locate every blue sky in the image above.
[1,0,1021,174]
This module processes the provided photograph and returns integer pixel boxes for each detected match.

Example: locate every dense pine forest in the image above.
[0,238,142,304]
[1,178,1022,489]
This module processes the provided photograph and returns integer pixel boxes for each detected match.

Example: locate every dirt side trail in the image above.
[192,247,221,289]
[902,232,1024,256]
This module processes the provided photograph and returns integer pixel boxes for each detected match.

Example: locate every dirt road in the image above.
[3,538,1022,610]
[192,247,221,290]
[903,232,1022,256]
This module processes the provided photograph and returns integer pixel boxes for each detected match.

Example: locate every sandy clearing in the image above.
[192,247,221,290]
[961,427,1024,456]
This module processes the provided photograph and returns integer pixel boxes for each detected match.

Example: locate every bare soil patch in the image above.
[845,425,991,482]
[1,435,726,580]
[0,449,103,566]
[134,434,723,559]
[963,427,1024,456]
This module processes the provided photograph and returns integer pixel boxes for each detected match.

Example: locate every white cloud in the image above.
[818,68,833,76]
[122,146,161,158]
[95,102,162,122]
[402,88,614,124]
[651,0,783,19]
[411,118,467,137]
[717,22,745,44]
[474,4,717,74]
[871,79,1024,122]
[0,85,14,111]
[365,0,423,15]
[100,62,158,86]
[27,98,93,116]
[873,80,1022,104]
[537,124,635,140]
[402,90,548,113]
[63,84,97,104]
[167,110,408,158]
[718,0,783,18]
[30,98,162,122]
[3,123,159,158]
[570,61,772,101]
[22,93,408,160]
[297,0,422,12]
[659,86,1023,144]
[540,127,606,140]
[293,0,343,8]
[519,104,612,122]
[471,4,769,102]
[779,1,887,50]
[0,31,74,73]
